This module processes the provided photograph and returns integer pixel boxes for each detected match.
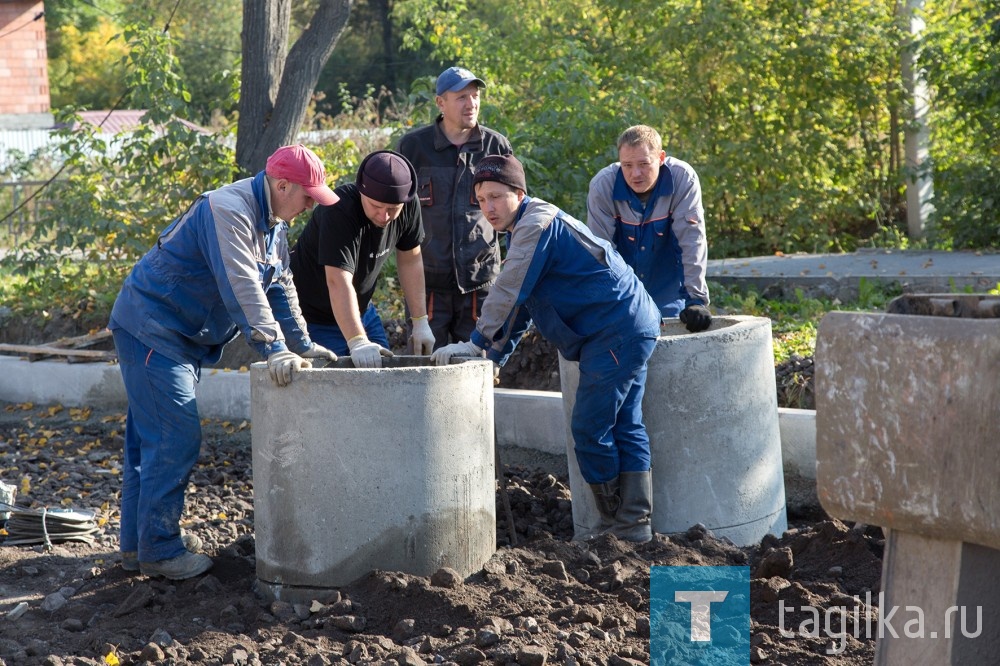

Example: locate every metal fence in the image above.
[0,180,61,248]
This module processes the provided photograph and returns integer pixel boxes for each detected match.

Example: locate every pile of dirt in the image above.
[0,401,879,665]
[774,355,815,410]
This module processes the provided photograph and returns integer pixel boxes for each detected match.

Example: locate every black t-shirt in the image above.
[290,184,423,325]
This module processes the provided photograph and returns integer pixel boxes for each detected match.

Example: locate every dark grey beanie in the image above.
[356,150,416,204]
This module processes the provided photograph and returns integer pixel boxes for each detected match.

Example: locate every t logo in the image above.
[651,566,750,665]
[674,590,729,641]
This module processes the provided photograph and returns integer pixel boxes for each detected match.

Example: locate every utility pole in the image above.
[902,0,934,240]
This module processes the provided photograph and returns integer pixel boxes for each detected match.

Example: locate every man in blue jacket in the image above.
[431,155,660,542]
[109,144,339,579]
[588,124,711,332]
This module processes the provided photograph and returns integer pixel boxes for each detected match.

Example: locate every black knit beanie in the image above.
[473,155,527,193]
[356,150,416,204]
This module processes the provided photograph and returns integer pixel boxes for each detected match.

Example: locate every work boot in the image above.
[588,478,621,530]
[140,551,213,580]
[121,532,203,572]
[612,470,653,543]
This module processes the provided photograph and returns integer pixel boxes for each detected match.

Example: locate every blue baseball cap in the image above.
[435,67,486,95]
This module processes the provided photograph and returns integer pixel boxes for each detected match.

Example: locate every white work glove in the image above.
[347,335,394,368]
[430,340,484,366]
[267,350,312,387]
[301,342,338,364]
[409,316,436,355]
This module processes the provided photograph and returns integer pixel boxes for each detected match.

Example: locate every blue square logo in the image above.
[650,565,750,666]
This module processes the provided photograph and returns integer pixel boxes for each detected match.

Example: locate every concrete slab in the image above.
[493,389,565,456]
[876,531,1000,664]
[817,302,1000,664]
[709,249,1000,300]
[0,355,251,421]
[250,361,496,598]
[778,408,816,480]
[561,316,787,545]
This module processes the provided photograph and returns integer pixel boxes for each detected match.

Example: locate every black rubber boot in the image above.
[612,471,653,543]
[588,478,621,530]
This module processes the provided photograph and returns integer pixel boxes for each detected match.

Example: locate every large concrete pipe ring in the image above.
[251,357,496,603]
[559,315,787,545]
[817,296,1000,665]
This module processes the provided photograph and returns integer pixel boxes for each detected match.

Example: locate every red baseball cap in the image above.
[265,144,340,206]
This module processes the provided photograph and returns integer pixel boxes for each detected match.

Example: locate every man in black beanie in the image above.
[431,154,661,543]
[290,150,435,368]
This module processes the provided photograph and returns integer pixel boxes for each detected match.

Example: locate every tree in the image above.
[118,0,244,126]
[236,0,353,174]
[45,0,243,125]
[312,0,438,115]
[921,0,1000,247]
[47,17,130,110]
[398,0,907,256]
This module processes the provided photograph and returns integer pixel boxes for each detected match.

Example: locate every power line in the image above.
[0,11,44,41]
[71,0,121,20]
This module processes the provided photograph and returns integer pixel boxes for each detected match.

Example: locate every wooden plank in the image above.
[27,329,113,362]
[0,343,117,362]
[45,329,112,350]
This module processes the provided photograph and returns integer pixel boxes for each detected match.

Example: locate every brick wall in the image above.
[0,1,50,114]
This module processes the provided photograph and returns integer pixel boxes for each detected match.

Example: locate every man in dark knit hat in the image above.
[291,150,434,368]
[431,154,660,543]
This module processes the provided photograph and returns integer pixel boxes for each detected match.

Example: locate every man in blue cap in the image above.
[397,66,513,351]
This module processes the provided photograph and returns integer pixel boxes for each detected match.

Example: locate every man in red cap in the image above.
[109,144,339,580]
[397,66,513,351]
[291,150,434,368]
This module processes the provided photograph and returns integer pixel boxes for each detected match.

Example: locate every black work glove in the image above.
[679,304,712,333]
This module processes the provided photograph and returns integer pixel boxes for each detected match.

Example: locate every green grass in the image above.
[0,259,126,333]
[709,277,905,364]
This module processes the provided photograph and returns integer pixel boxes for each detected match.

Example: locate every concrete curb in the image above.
[0,355,818,482]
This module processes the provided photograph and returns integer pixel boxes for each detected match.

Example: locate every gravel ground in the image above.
[0,399,881,666]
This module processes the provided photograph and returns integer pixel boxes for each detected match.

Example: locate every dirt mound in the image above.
[0,401,877,665]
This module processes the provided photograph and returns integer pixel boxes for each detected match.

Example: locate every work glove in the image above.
[348,335,394,368]
[679,304,713,333]
[267,350,312,387]
[430,340,484,366]
[409,316,436,355]
[301,342,338,364]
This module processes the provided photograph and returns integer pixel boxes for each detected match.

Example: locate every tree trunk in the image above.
[236,0,353,175]
[375,0,394,92]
